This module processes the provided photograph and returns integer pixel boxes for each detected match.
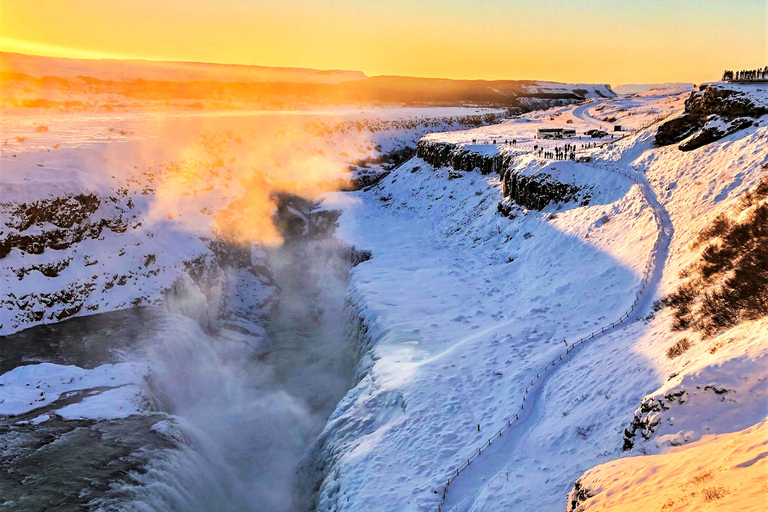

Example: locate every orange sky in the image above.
[1,0,765,84]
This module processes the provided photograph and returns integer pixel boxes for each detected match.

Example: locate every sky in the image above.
[1,0,765,84]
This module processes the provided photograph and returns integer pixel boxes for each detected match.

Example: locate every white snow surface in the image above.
[314,87,768,511]
[2,86,766,510]
[570,419,768,511]
[0,107,506,335]
[613,83,694,95]
[0,361,148,420]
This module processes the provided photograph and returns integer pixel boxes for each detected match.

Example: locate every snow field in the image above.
[0,361,148,420]
[317,156,657,510]
[317,87,768,511]
[569,419,768,511]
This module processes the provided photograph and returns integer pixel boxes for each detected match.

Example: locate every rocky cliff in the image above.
[415,139,591,211]
[655,83,768,151]
[0,183,278,344]
[500,167,590,212]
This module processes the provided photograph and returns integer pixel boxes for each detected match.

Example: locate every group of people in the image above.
[531,141,609,161]
[722,67,768,81]
[471,139,518,145]
[469,134,607,161]
[535,143,576,161]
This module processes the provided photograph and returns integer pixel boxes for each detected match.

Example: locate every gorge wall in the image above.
[415,139,591,212]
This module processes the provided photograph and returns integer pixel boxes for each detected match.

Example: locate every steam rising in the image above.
[97,113,362,511]
[106,113,365,247]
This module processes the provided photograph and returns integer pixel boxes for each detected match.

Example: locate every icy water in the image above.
[0,239,355,512]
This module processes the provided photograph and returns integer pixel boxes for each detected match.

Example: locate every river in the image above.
[0,230,355,512]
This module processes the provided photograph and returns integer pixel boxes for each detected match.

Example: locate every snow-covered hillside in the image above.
[0,107,507,336]
[310,83,767,511]
[0,106,522,510]
[1,82,765,511]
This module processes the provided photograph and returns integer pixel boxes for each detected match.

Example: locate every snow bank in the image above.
[567,420,768,511]
[0,361,148,419]
[311,85,767,511]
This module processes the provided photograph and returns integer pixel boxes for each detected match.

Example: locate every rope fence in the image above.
[436,162,664,511]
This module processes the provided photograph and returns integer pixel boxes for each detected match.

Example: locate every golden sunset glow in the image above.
[1,0,765,83]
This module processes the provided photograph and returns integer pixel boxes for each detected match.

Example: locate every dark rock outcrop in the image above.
[272,193,342,241]
[416,140,515,175]
[501,168,590,211]
[0,192,134,259]
[416,139,591,211]
[566,479,596,512]
[679,118,754,151]
[622,389,693,450]
[3,193,101,231]
[655,85,767,150]
[0,218,130,259]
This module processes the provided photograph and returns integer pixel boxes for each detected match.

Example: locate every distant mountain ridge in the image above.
[0,52,616,110]
[0,51,367,84]
[614,82,694,95]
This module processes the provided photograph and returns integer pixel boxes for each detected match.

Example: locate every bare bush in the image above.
[666,338,691,359]
[737,177,768,211]
[692,213,732,248]
[663,177,768,338]
[690,470,713,485]
[702,486,729,502]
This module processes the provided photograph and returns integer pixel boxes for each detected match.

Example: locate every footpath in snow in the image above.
[440,153,675,512]
[315,84,768,512]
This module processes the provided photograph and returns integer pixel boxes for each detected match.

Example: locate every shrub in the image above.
[702,486,729,502]
[663,177,768,338]
[666,338,691,359]
[35,125,49,132]
[692,213,731,248]
[14,136,26,142]
[690,470,713,485]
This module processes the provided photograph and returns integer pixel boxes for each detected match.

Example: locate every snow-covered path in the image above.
[440,162,674,512]
[570,102,615,131]
[313,85,767,512]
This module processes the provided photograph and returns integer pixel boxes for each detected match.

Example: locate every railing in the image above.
[436,164,663,511]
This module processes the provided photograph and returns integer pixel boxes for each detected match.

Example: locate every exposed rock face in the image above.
[416,140,515,175]
[273,193,343,241]
[416,139,590,211]
[565,479,596,512]
[621,386,734,451]
[344,146,418,191]
[0,184,280,337]
[655,84,767,151]
[4,193,101,231]
[685,85,767,118]
[501,168,590,211]
[0,194,132,258]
